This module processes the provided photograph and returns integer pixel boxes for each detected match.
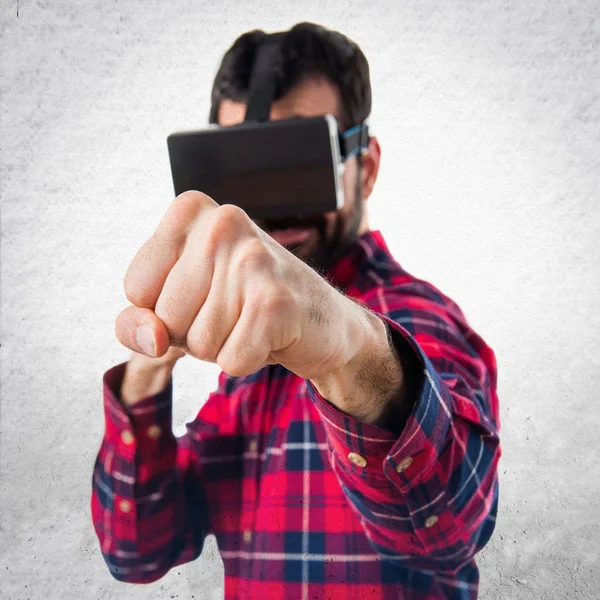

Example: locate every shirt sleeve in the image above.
[90,361,245,583]
[307,282,502,574]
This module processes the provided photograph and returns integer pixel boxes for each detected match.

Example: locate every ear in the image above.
[359,136,381,200]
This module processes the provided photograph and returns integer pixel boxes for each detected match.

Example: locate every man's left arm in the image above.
[307,286,502,575]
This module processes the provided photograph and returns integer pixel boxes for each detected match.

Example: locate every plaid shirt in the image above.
[91,230,501,599]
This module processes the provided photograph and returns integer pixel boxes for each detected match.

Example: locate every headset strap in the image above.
[244,32,286,122]
[245,32,369,160]
[339,123,370,160]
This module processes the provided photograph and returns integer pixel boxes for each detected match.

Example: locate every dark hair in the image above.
[208,22,372,132]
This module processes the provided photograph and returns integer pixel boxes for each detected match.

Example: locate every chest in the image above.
[233,374,367,538]
[243,376,335,497]
[212,371,393,593]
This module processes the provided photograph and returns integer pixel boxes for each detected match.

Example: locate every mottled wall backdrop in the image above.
[1,1,598,599]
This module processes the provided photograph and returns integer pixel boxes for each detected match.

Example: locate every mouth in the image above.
[269,228,313,247]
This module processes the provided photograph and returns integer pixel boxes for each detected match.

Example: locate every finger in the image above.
[115,305,172,358]
[185,269,242,362]
[216,300,272,377]
[123,191,217,309]
[153,237,215,347]
[153,204,253,348]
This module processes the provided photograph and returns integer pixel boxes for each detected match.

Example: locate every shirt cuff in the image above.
[102,362,175,462]
[307,316,454,491]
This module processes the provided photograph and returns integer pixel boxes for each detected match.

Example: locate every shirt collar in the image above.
[324,229,391,290]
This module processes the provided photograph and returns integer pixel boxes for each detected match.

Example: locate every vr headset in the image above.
[166,32,369,220]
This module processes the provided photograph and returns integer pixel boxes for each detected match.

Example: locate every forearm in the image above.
[120,354,176,407]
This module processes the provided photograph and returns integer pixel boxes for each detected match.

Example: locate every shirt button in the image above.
[121,430,134,445]
[396,457,413,473]
[147,425,162,440]
[348,452,367,468]
[243,529,252,543]
[119,500,132,513]
[425,515,439,528]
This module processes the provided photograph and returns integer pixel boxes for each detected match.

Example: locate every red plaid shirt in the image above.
[91,230,501,599]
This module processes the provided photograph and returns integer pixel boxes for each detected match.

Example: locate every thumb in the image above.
[115,305,172,358]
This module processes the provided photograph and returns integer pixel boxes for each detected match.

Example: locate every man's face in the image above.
[217,76,376,273]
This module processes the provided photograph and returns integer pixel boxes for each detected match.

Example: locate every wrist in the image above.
[128,350,181,371]
[341,310,403,423]
[120,355,176,407]
[310,303,399,423]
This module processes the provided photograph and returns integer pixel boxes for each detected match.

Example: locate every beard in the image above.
[256,172,364,273]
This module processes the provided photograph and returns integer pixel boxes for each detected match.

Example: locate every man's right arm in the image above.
[91,353,238,583]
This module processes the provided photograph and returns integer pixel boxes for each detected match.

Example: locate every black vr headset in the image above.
[167,32,369,220]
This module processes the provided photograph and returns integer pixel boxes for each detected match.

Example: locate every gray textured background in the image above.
[1,1,599,599]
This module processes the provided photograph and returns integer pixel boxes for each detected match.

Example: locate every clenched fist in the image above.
[115,191,371,381]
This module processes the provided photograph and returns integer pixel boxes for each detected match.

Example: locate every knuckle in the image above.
[262,283,295,314]
[123,276,147,307]
[175,190,214,208]
[233,239,274,276]
[170,192,207,231]
[186,320,221,363]
[199,206,240,251]
[204,204,250,246]
[215,203,248,223]
[161,192,217,246]
[216,354,246,378]
[186,336,215,362]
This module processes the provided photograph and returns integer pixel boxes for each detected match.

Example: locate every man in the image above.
[91,22,501,599]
